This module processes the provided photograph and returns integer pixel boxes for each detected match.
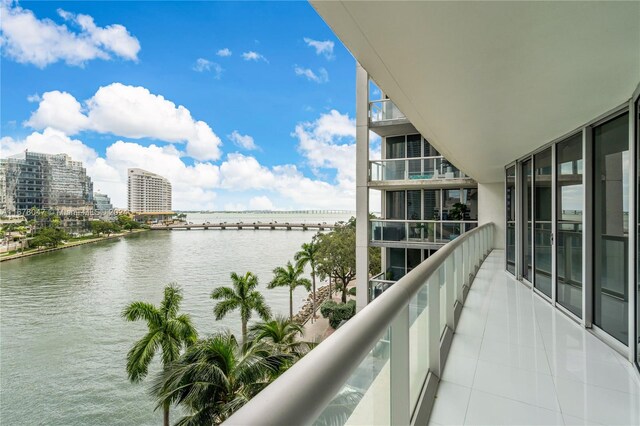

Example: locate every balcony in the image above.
[225,223,640,425]
[369,272,395,301]
[371,219,477,245]
[368,99,416,136]
[369,157,473,188]
[226,224,494,426]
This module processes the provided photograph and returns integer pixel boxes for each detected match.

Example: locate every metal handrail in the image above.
[225,222,494,426]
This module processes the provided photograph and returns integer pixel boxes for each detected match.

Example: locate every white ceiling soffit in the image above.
[310,1,640,183]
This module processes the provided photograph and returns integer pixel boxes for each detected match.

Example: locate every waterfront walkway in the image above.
[429,251,640,425]
[0,229,147,262]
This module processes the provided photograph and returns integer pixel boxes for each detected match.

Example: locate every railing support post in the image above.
[456,246,464,304]
[445,257,455,330]
[427,276,440,378]
[390,305,410,426]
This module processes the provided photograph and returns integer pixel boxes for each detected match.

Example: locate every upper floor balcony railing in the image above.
[369,99,406,123]
[225,223,494,426]
[369,271,396,301]
[370,157,469,182]
[371,219,478,244]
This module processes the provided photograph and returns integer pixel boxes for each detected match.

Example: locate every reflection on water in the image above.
[1,215,348,425]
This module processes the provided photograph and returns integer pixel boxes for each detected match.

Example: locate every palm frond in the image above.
[122,301,161,327]
[126,329,162,382]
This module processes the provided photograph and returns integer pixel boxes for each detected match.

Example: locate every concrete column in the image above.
[355,62,370,312]
[478,182,505,249]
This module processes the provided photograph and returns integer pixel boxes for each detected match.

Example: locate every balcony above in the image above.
[369,99,417,137]
[369,157,475,189]
[371,220,477,250]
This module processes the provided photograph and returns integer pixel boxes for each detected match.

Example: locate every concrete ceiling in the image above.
[311,1,640,183]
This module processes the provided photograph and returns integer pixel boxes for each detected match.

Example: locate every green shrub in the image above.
[320,300,337,318]
[321,300,356,329]
[348,287,356,296]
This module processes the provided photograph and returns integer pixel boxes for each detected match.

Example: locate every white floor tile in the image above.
[441,354,479,388]
[464,389,564,425]
[429,251,640,426]
[554,376,640,425]
[472,359,560,411]
[429,381,471,425]
[478,338,551,375]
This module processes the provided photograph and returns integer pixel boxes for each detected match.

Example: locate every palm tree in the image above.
[122,284,198,426]
[295,240,319,321]
[211,272,271,346]
[249,315,313,358]
[153,332,292,425]
[268,261,311,321]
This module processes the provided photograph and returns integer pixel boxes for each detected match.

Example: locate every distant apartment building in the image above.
[357,78,478,304]
[0,151,94,217]
[93,192,114,219]
[127,168,172,215]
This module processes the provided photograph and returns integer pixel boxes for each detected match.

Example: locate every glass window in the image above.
[424,138,439,157]
[388,248,406,281]
[522,159,533,282]
[506,166,517,274]
[534,148,552,297]
[407,190,421,220]
[407,249,422,273]
[423,189,441,220]
[442,189,461,220]
[386,136,405,159]
[556,134,583,317]
[593,113,629,345]
[462,188,478,221]
[386,191,405,220]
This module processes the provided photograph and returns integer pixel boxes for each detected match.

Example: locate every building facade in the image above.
[358,77,478,303]
[127,168,172,213]
[93,192,114,219]
[0,151,93,217]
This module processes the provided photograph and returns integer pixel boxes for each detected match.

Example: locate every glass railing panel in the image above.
[313,328,391,426]
[409,283,429,412]
[369,100,406,123]
[439,266,447,334]
[369,157,469,182]
[369,275,395,301]
[371,221,406,242]
[442,222,462,242]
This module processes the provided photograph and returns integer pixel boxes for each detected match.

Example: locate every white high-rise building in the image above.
[127,168,172,213]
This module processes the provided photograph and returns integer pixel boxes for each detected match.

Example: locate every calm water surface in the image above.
[0,213,351,425]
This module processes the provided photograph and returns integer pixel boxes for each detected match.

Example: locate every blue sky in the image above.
[1,0,378,210]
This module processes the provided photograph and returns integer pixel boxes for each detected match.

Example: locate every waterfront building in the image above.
[227,2,640,425]
[127,168,173,223]
[365,82,478,302]
[0,151,93,217]
[93,192,114,219]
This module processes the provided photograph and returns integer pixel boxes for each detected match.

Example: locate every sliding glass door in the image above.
[556,134,583,317]
[593,113,630,345]
[521,159,533,282]
[506,166,516,274]
[534,148,553,297]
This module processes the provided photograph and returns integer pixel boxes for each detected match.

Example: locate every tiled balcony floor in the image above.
[429,250,640,426]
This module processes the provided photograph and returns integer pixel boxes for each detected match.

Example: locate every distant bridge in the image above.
[150,222,337,231]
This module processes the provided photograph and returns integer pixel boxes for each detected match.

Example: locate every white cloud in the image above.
[216,48,232,57]
[192,58,223,78]
[0,127,98,165]
[0,2,140,68]
[25,90,89,134]
[26,93,41,103]
[26,83,223,161]
[3,107,369,210]
[294,66,329,84]
[228,130,258,151]
[242,51,267,62]
[303,37,334,60]
[249,196,274,211]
